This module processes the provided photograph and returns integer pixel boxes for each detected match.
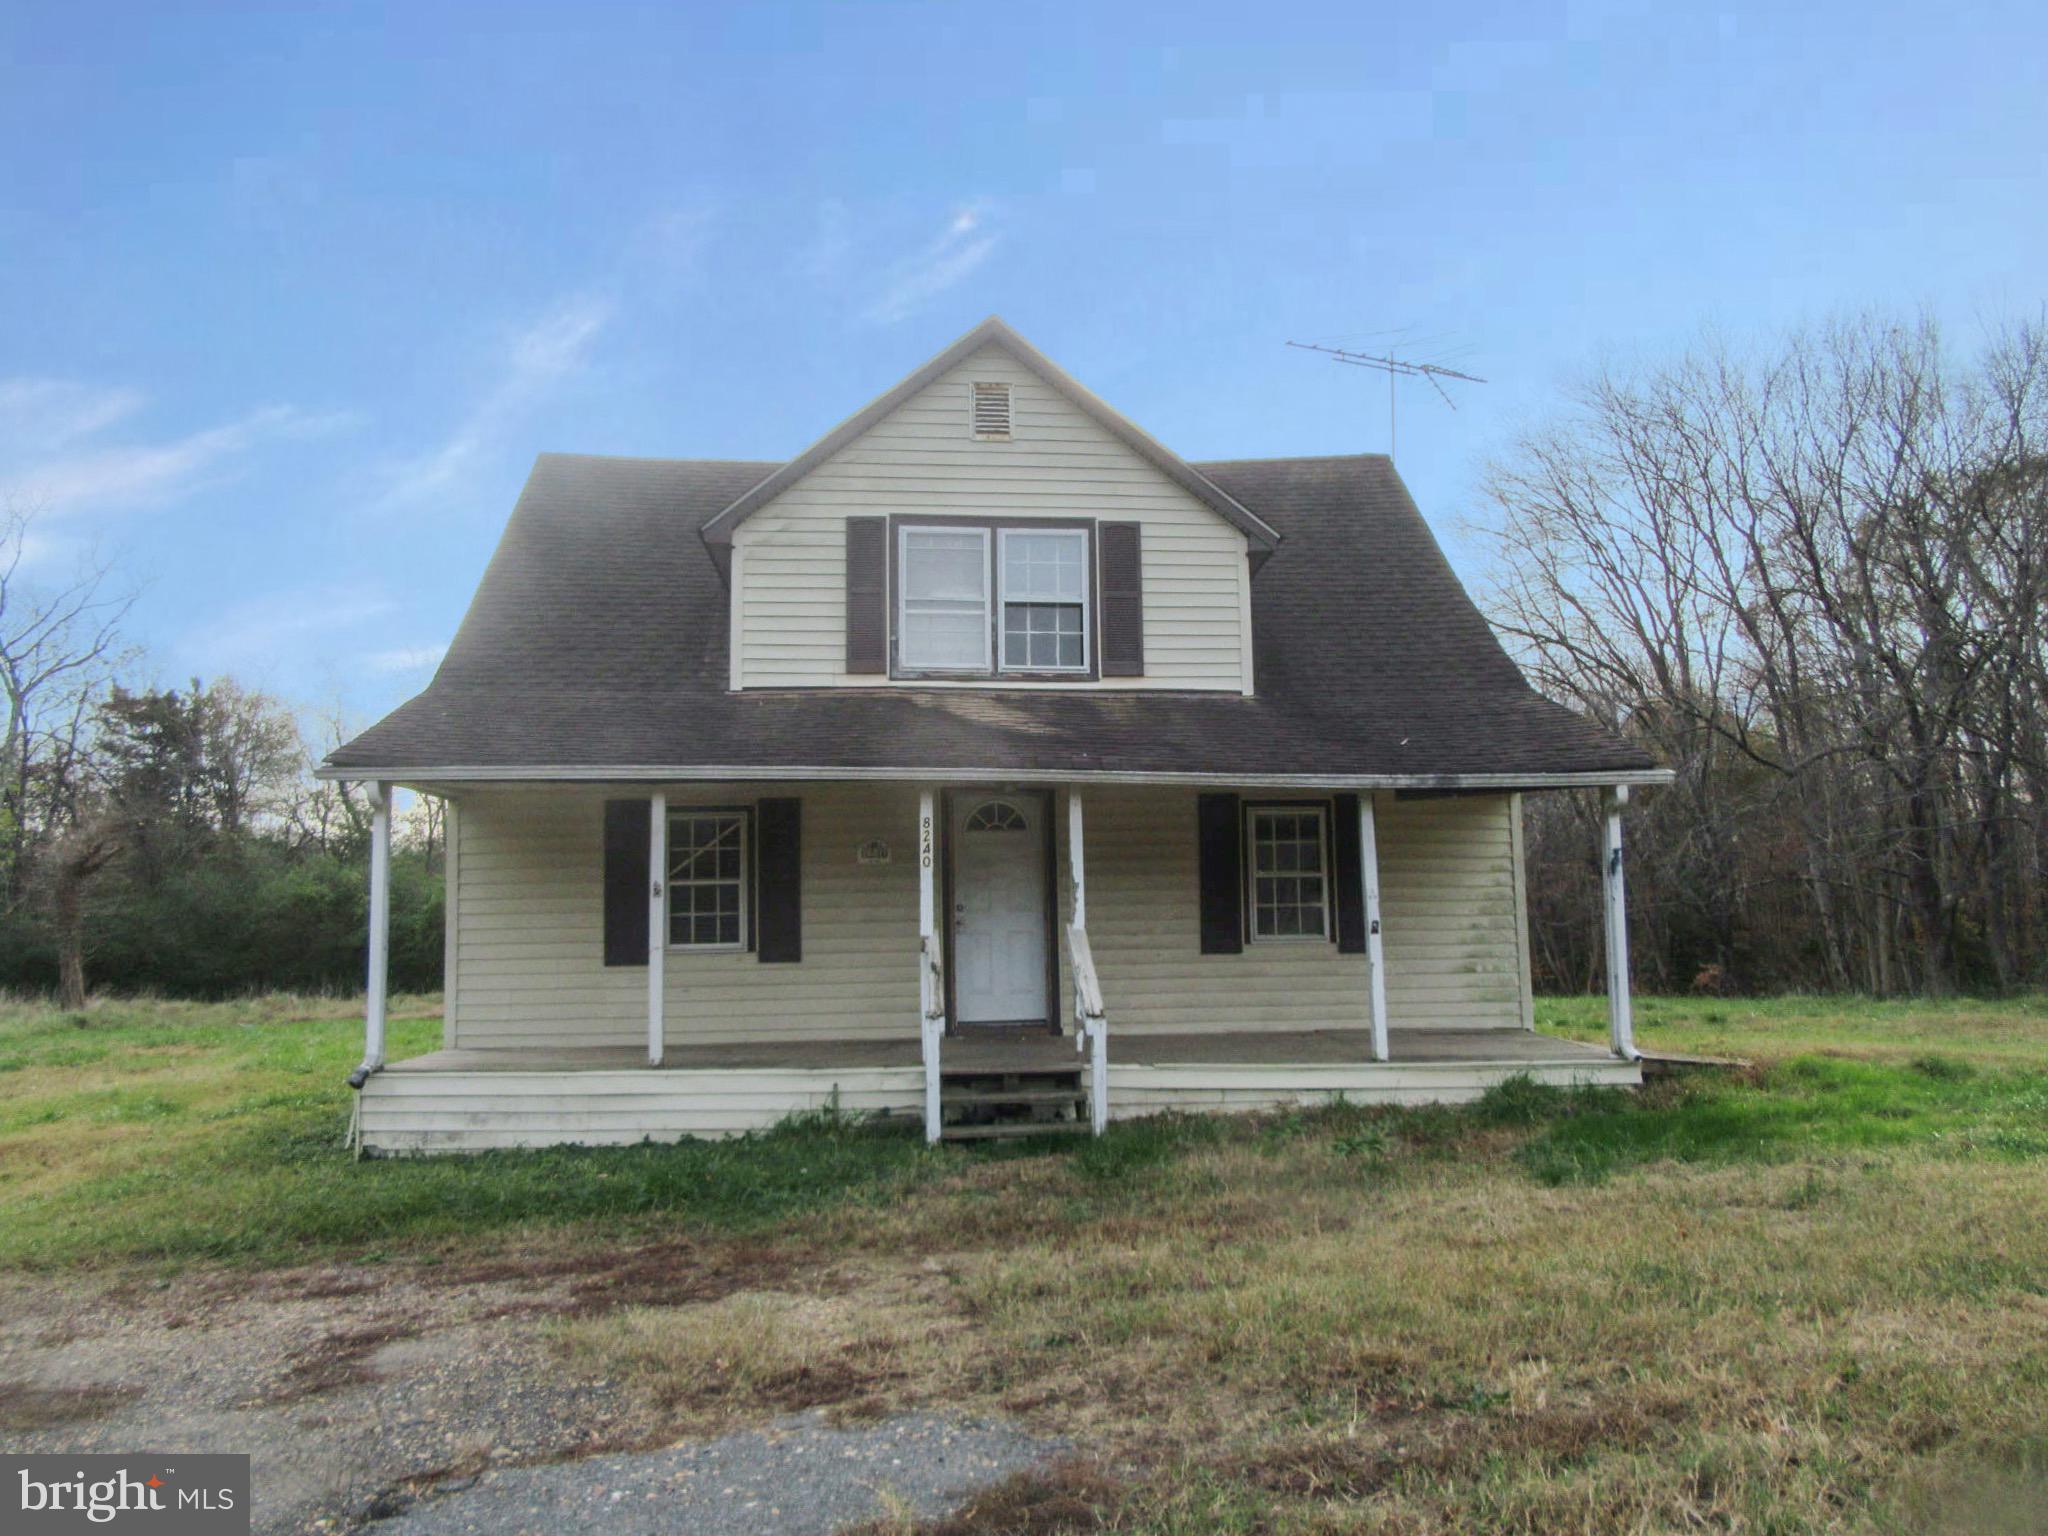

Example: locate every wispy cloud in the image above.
[176,584,395,678]
[365,643,447,674]
[798,197,853,281]
[861,202,1001,325]
[377,294,613,512]
[0,381,341,519]
[0,379,146,450]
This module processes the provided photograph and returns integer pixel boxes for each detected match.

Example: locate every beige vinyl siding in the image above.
[732,345,1253,692]
[1378,794,1527,1029]
[447,784,1528,1051]
[1068,788,1525,1034]
[453,785,923,1049]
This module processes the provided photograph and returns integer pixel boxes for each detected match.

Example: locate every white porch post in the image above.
[1357,792,1390,1062]
[918,789,942,1143]
[357,780,391,1080]
[1070,791,1109,1134]
[648,792,666,1067]
[1602,785,1637,1059]
[1067,789,1086,930]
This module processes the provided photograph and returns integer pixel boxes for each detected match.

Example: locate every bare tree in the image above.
[1480,313,2048,996]
[48,811,119,1011]
[281,707,374,857]
[397,791,446,872]
[0,501,134,904]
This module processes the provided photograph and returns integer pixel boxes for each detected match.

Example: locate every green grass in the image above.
[6,991,2048,1531]
[0,995,944,1267]
[1516,1056,2048,1185]
[1540,990,2048,1067]
[2,991,2045,1268]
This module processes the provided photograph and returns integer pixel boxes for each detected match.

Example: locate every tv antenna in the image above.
[1287,338,1486,460]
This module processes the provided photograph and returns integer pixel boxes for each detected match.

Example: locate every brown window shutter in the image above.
[1331,793,1365,953]
[1197,792,1243,954]
[603,799,651,967]
[755,797,802,963]
[1099,522,1145,677]
[845,517,888,673]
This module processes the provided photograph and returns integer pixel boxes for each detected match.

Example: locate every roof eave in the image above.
[316,760,1673,789]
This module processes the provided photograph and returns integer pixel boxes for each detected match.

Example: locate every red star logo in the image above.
[147,1476,164,1488]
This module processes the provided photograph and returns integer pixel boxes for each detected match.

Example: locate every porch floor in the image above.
[384,1028,1618,1074]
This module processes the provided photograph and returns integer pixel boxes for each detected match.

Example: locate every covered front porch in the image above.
[346,772,1649,1154]
[358,1027,1639,1153]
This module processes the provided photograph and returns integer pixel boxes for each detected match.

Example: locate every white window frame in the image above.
[896,524,992,674]
[996,527,1091,675]
[667,809,749,952]
[1245,804,1332,944]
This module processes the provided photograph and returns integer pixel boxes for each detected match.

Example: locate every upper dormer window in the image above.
[998,529,1087,670]
[894,521,1093,678]
[969,381,1012,440]
[899,526,992,671]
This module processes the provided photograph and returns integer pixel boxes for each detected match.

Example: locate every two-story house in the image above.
[323,318,1667,1154]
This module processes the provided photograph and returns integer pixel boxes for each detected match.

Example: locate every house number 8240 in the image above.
[919,815,933,869]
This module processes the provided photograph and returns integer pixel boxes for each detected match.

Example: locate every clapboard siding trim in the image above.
[732,347,1253,692]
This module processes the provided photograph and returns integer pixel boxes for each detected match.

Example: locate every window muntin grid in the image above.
[668,811,747,949]
[1248,807,1329,942]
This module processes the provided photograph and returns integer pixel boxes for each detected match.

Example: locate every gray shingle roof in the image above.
[323,451,1657,783]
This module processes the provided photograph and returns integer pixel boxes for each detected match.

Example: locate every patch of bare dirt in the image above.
[1240,1394,1692,1499]
[436,1235,832,1315]
[256,1321,424,1405]
[841,1459,1124,1535]
[0,1380,138,1431]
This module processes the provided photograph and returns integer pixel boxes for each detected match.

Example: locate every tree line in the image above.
[0,511,441,1004]
[1483,312,2047,996]
[12,309,2041,1005]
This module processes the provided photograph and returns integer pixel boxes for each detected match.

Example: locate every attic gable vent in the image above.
[969,381,1012,440]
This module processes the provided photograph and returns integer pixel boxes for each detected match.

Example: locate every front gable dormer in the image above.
[703,319,1276,694]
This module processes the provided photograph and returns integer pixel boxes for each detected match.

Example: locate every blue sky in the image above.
[2,0,2041,735]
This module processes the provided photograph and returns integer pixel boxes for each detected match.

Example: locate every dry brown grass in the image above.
[555,1288,940,1429]
[560,1140,2048,1533]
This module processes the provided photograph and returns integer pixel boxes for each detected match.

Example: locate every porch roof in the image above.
[322,453,1660,786]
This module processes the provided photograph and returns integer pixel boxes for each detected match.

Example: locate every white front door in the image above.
[951,793,1050,1025]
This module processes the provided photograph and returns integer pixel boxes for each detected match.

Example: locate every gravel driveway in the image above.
[0,1252,1056,1535]
[373,1410,1063,1535]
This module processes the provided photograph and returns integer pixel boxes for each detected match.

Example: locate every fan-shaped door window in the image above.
[964,800,1029,833]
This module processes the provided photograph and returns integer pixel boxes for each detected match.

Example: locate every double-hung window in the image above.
[895,523,1093,676]
[898,526,991,672]
[669,810,748,949]
[1247,806,1330,941]
[998,529,1088,671]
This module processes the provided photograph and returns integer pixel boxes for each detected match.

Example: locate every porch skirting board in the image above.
[357,1066,927,1153]
[354,1032,1640,1154]
[1105,1057,1639,1115]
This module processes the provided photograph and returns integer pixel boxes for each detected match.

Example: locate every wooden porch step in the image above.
[941,1086,1086,1107]
[940,1120,1091,1141]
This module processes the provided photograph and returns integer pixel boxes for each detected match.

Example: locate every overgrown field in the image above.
[3,993,2047,1531]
